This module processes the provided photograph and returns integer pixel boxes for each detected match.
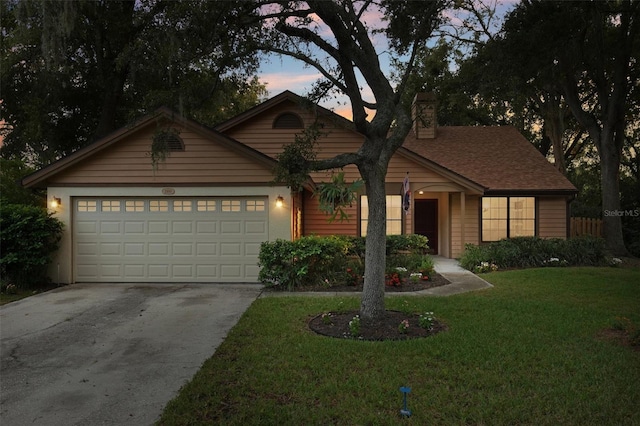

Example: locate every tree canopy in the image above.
[1,0,266,167]
[246,0,451,320]
[488,0,639,255]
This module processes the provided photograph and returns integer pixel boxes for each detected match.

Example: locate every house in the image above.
[23,91,577,284]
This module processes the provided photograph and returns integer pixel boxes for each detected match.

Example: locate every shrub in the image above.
[459,236,608,272]
[459,243,485,272]
[418,255,435,275]
[258,235,351,289]
[0,204,64,288]
[386,234,429,255]
[258,235,434,289]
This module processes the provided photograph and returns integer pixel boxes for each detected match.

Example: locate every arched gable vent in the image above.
[273,112,304,129]
[156,132,185,151]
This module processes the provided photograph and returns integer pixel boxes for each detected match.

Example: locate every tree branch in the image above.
[311,152,362,171]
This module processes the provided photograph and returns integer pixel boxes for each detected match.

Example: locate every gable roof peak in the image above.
[215,90,356,133]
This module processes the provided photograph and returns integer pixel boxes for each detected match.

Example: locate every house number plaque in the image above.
[162,188,175,195]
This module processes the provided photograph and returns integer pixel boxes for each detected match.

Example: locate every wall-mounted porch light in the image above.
[275,195,284,208]
[50,197,62,210]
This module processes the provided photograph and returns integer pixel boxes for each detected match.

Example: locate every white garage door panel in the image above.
[73,197,268,283]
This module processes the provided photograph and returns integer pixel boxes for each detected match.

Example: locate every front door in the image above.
[414,199,438,254]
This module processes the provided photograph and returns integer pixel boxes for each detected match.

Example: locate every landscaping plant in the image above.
[0,204,64,289]
[459,236,609,272]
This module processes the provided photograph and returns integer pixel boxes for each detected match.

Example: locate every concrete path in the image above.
[261,256,492,298]
[0,283,262,426]
[427,256,493,295]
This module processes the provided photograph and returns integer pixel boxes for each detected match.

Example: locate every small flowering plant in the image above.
[409,272,422,283]
[474,261,498,273]
[348,315,361,337]
[321,312,333,325]
[385,273,402,287]
[398,319,410,334]
[543,257,568,267]
[346,267,362,286]
[385,266,410,287]
[419,312,436,330]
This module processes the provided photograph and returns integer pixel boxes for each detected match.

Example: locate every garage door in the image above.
[73,197,268,282]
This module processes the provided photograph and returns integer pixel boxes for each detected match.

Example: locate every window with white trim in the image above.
[197,200,216,211]
[222,200,241,212]
[78,200,97,212]
[173,200,192,212]
[149,200,169,212]
[125,200,145,212]
[481,196,535,241]
[246,200,265,212]
[101,200,121,212]
[360,195,402,237]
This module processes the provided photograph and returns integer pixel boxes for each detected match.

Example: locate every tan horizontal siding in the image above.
[226,102,463,191]
[539,197,568,239]
[387,154,450,183]
[225,102,321,158]
[47,126,274,185]
[302,190,358,236]
[450,194,479,258]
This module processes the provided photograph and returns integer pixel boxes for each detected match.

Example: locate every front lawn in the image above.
[158,267,640,425]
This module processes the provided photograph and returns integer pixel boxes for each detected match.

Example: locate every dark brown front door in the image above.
[415,199,438,254]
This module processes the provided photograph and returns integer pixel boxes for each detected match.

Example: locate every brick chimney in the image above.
[412,93,437,139]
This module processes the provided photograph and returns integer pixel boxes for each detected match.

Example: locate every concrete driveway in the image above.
[0,283,262,426]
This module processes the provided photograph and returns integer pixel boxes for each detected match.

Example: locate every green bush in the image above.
[258,235,352,290]
[0,204,64,288]
[386,234,429,255]
[459,236,608,272]
[258,234,433,289]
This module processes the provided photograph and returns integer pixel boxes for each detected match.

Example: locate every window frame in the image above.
[360,194,403,237]
[481,196,537,242]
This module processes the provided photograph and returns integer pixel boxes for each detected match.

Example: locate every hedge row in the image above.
[258,234,429,289]
[459,236,609,272]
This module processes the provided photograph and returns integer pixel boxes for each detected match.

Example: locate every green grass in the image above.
[158,267,640,425]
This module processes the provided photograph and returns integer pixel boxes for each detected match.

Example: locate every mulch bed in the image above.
[302,273,450,341]
[266,273,451,341]
[308,310,448,341]
[266,271,450,293]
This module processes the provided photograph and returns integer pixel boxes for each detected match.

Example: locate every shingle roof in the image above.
[402,126,577,193]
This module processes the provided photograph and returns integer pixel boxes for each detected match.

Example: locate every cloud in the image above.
[259,70,323,95]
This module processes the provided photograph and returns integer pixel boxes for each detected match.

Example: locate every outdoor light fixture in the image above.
[50,197,61,210]
[275,195,284,208]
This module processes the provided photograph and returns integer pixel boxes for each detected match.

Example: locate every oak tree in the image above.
[251,0,450,320]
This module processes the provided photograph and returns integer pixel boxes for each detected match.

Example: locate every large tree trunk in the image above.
[359,162,387,321]
[599,128,629,256]
[541,94,567,175]
[560,81,630,256]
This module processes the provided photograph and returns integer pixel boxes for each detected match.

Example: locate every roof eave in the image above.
[484,188,578,197]
[22,111,165,188]
[22,107,278,189]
